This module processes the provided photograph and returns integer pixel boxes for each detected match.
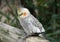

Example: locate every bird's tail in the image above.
[39,32,46,38]
[39,34,44,38]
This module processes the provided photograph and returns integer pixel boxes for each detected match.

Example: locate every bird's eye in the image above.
[18,13,23,16]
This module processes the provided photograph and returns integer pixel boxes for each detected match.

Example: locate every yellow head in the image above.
[17,8,30,18]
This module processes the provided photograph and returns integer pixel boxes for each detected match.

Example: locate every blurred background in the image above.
[0,0,60,42]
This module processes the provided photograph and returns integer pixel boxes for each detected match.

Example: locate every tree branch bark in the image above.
[26,37,50,42]
[0,22,26,42]
[0,22,50,42]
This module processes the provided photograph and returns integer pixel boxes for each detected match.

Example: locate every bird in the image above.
[17,7,45,38]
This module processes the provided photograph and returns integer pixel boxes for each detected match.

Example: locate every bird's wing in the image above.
[30,15,45,32]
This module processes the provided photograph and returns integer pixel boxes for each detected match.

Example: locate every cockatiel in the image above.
[17,7,45,38]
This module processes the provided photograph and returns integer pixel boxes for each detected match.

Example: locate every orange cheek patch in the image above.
[23,12,27,16]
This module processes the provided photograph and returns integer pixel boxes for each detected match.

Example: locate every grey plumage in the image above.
[17,7,45,36]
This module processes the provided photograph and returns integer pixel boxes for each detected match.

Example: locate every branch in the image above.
[26,37,50,42]
[0,22,50,42]
[0,22,26,42]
